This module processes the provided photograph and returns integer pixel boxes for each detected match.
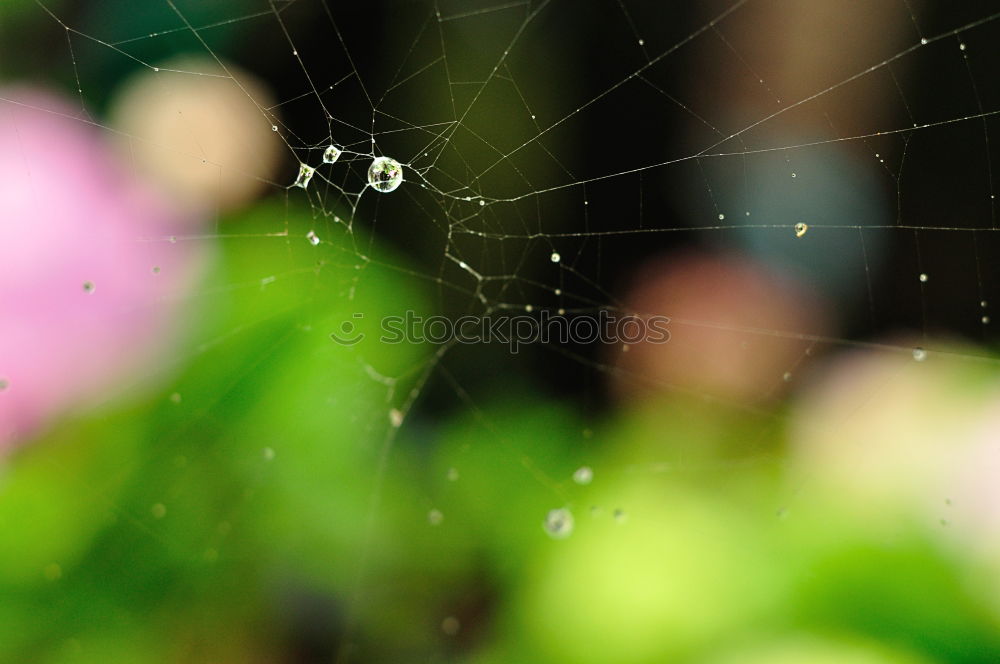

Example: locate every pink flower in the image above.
[0,88,206,452]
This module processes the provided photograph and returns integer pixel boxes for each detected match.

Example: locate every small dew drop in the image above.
[783,371,792,382]
[367,156,404,193]
[980,300,988,308]
[293,163,316,189]
[82,281,95,294]
[263,447,275,461]
[271,125,278,132]
[921,37,929,45]
[913,347,928,362]
[151,503,167,519]
[389,408,404,428]
[306,230,320,246]
[791,172,797,178]
[794,222,808,238]
[550,252,561,263]
[543,508,574,539]
[322,145,342,164]
[441,616,460,636]
[613,508,627,523]
[152,67,160,73]
[919,272,929,283]
[531,114,536,120]
[557,308,566,315]
[447,467,459,482]
[525,304,534,313]
[554,288,562,295]
[479,199,485,206]
[960,43,967,51]
[637,38,645,46]
[428,508,444,526]
[983,316,991,325]
[573,466,593,485]
[718,213,725,220]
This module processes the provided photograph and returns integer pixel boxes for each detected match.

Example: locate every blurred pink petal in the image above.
[0,88,206,452]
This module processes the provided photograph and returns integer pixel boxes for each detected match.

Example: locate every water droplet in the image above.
[791,172,797,178]
[293,163,316,189]
[960,43,967,51]
[271,125,278,132]
[983,315,991,325]
[718,213,725,220]
[263,447,275,461]
[550,252,561,263]
[981,300,988,308]
[913,347,927,362]
[920,37,929,45]
[306,230,320,246]
[367,156,403,193]
[543,508,574,539]
[919,273,928,283]
[322,145,342,164]
[573,466,593,485]
[447,467,459,482]
[428,508,444,526]
[612,508,627,523]
[525,304,533,312]
[783,371,792,382]
[82,281,95,294]
[794,222,808,238]
[637,38,645,46]
[554,288,562,295]
[442,616,460,635]
[151,503,167,519]
[389,408,403,427]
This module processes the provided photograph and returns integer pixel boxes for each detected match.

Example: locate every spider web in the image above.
[4,0,1000,660]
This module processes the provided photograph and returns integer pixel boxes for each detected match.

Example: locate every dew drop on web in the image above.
[367,156,403,193]
[573,466,593,485]
[543,507,574,539]
[293,163,316,189]
[322,145,342,164]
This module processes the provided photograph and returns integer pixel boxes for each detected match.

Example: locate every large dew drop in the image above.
[368,156,403,193]
[543,507,574,539]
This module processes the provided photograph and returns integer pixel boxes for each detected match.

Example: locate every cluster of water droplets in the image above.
[292,142,404,195]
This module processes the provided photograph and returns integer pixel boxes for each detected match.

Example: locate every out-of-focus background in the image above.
[3,0,1000,662]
